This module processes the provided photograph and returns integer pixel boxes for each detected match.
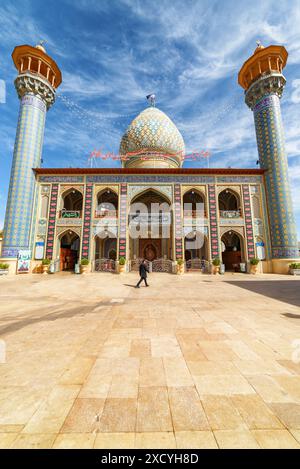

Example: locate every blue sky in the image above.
[0,0,300,237]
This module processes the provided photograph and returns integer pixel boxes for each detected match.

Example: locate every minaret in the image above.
[1,43,62,260]
[238,42,299,272]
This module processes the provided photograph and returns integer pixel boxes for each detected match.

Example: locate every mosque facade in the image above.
[0,42,299,274]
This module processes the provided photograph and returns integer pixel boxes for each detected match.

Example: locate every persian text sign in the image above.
[17,250,31,273]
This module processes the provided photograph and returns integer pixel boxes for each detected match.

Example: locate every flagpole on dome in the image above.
[146,93,156,107]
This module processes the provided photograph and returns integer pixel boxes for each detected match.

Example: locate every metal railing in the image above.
[183,210,207,218]
[129,258,152,272]
[186,258,210,273]
[93,258,116,272]
[94,209,118,218]
[152,258,173,273]
[219,209,241,218]
[60,209,82,218]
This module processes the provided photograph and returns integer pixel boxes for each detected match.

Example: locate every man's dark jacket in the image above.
[139,263,149,278]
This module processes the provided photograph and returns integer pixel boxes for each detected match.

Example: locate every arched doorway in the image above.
[218,189,241,218]
[129,189,172,262]
[61,188,83,218]
[95,189,118,218]
[184,230,208,271]
[59,230,80,271]
[94,232,117,272]
[95,235,117,260]
[221,230,245,271]
[183,189,206,217]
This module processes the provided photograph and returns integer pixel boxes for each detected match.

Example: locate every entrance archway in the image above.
[129,189,172,261]
[221,230,245,271]
[59,230,80,271]
[95,235,117,260]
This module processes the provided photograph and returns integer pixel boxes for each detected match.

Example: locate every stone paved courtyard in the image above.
[0,272,300,449]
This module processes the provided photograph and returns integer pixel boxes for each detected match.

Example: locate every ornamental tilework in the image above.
[208,185,219,259]
[120,107,185,157]
[45,184,58,259]
[2,94,46,257]
[118,183,127,258]
[253,93,298,258]
[242,185,255,259]
[173,184,183,259]
[81,184,93,259]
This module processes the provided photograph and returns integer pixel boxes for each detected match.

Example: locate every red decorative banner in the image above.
[242,185,255,259]
[118,183,127,258]
[45,184,58,259]
[174,184,183,259]
[208,184,219,259]
[81,183,93,259]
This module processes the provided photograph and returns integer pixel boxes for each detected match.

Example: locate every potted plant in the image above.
[80,258,89,274]
[41,258,50,274]
[118,256,126,274]
[212,258,221,274]
[289,262,300,276]
[177,258,184,274]
[0,263,9,275]
[249,258,260,274]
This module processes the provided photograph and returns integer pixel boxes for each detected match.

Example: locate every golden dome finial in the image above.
[255,40,264,53]
[35,40,46,54]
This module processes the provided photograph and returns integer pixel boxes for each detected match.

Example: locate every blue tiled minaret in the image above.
[239,43,298,265]
[1,44,61,258]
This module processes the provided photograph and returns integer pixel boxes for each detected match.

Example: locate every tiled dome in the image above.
[120,107,185,168]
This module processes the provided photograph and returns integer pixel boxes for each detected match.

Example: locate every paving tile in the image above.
[175,431,217,449]
[130,339,151,358]
[0,433,18,449]
[94,432,135,449]
[135,432,176,449]
[139,358,166,387]
[136,387,172,432]
[53,433,96,449]
[61,398,105,433]
[214,430,260,449]
[11,433,56,449]
[98,399,137,432]
[194,375,255,396]
[168,387,209,431]
[201,395,246,430]
[270,403,300,429]
[252,430,300,449]
[22,385,80,434]
[231,395,284,430]
[163,358,194,387]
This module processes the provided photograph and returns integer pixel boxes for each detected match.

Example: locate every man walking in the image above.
[135,259,149,288]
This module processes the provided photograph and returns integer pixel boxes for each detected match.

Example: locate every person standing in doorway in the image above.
[135,259,149,288]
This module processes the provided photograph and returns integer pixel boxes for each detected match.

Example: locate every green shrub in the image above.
[212,258,220,266]
[80,258,89,265]
[119,256,126,265]
[0,263,9,269]
[42,258,50,265]
[250,258,260,265]
[289,262,300,269]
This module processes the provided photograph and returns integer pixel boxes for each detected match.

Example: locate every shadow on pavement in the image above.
[225,280,300,308]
